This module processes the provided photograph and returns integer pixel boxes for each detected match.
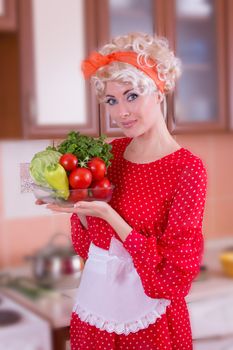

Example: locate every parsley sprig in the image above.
[49,131,113,168]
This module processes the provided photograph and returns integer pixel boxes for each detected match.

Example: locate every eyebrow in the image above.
[105,89,134,98]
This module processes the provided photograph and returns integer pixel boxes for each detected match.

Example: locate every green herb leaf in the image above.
[55,131,113,167]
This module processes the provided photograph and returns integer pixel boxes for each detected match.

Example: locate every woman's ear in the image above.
[155,92,164,104]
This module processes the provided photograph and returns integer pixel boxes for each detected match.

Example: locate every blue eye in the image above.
[127,93,138,102]
[105,98,117,106]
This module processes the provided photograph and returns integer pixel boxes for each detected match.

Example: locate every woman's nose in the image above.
[120,111,130,118]
[118,103,130,118]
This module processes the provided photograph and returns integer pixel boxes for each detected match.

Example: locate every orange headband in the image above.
[81,51,165,93]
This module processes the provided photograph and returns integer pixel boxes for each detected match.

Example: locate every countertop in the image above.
[1,237,233,329]
[187,270,233,302]
[0,265,81,329]
[1,286,77,329]
[1,266,233,330]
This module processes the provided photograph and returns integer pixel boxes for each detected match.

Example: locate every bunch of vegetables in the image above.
[30,131,114,202]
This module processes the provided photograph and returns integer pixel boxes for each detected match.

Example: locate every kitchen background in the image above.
[1,0,233,349]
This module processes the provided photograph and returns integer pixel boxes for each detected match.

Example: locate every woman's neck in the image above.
[128,123,180,158]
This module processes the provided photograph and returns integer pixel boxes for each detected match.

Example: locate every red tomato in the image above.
[91,177,112,199]
[87,157,106,181]
[59,153,78,171]
[68,188,88,202]
[69,168,92,189]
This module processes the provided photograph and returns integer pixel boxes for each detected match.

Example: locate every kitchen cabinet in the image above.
[0,290,69,350]
[0,0,17,31]
[0,2,18,139]
[0,30,21,139]
[1,0,230,139]
[96,0,227,135]
[188,293,233,350]
[227,0,233,130]
[97,0,163,137]
[53,326,70,350]
[167,0,227,133]
[2,264,233,350]
[0,292,52,349]
[19,0,163,138]
[19,0,99,139]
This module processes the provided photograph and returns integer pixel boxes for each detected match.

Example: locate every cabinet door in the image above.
[227,0,233,130]
[0,0,17,31]
[165,0,227,133]
[96,0,163,137]
[19,0,99,139]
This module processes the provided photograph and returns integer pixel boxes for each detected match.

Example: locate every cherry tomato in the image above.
[87,157,106,181]
[91,177,112,199]
[59,153,78,171]
[69,168,92,189]
[68,188,88,202]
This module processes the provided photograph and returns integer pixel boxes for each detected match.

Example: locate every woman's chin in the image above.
[122,130,136,137]
[122,128,142,138]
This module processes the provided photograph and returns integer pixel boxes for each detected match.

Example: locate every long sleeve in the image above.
[123,159,207,300]
[71,213,91,260]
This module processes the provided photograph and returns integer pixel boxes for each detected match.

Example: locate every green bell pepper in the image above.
[44,163,69,200]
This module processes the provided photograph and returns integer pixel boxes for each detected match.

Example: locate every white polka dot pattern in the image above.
[70,137,207,350]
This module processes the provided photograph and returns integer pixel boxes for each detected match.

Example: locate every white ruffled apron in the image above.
[73,236,170,335]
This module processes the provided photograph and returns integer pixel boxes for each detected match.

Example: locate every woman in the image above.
[47,33,207,350]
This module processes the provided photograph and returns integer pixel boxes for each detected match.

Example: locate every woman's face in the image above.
[103,81,162,138]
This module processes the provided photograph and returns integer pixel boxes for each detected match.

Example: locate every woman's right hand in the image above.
[35,200,88,229]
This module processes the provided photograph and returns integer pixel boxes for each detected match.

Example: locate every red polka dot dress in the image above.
[70,137,207,350]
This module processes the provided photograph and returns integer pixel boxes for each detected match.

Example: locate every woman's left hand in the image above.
[46,200,112,221]
[47,200,132,242]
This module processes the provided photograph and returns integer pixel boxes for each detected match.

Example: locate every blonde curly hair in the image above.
[91,32,182,101]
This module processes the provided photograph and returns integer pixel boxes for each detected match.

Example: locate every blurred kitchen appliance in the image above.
[0,293,52,350]
[25,233,84,288]
[219,247,233,278]
[194,265,208,282]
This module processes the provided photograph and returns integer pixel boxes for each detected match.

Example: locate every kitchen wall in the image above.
[176,132,233,237]
[0,132,232,268]
[0,139,71,267]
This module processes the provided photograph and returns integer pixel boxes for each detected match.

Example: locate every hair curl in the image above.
[91,32,182,101]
